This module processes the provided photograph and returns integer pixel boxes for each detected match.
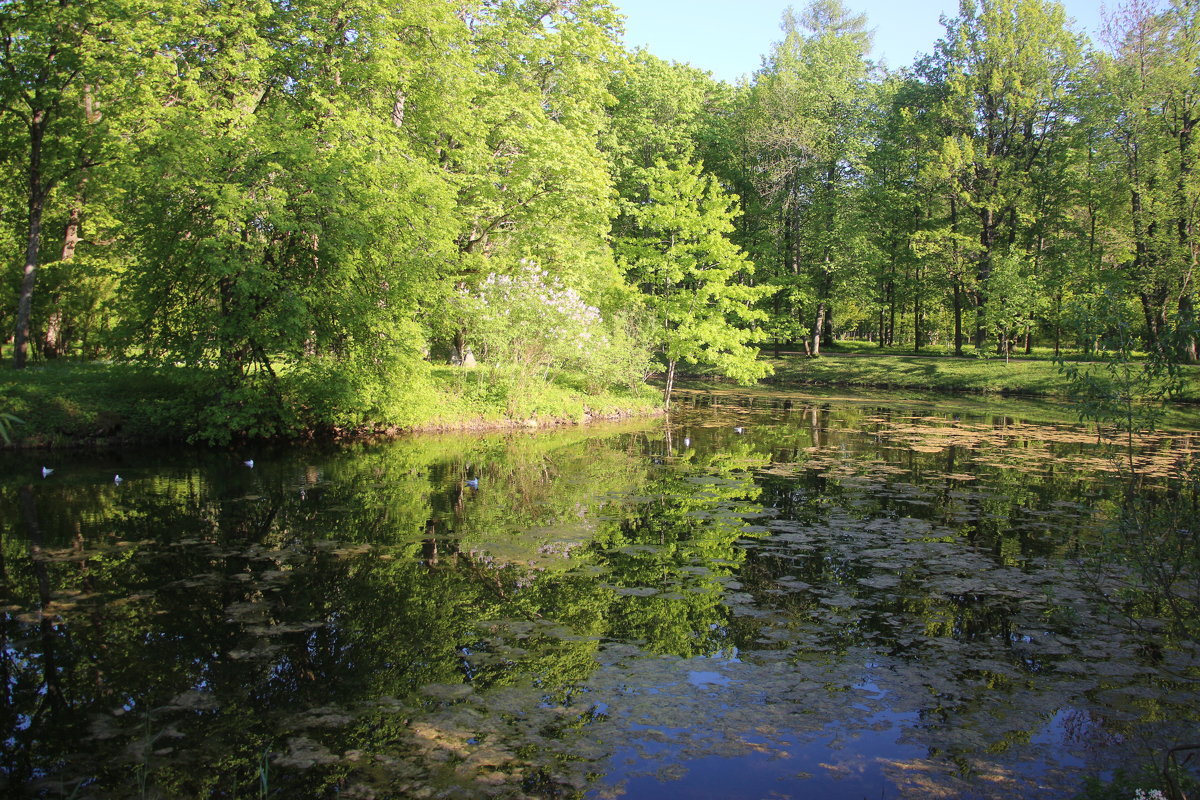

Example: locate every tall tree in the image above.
[936,0,1082,351]
[1090,0,1200,361]
[745,0,874,357]
[0,0,149,367]
[449,0,623,289]
[616,160,770,407]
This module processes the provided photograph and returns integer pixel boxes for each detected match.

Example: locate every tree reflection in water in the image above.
[0,397,1196,799]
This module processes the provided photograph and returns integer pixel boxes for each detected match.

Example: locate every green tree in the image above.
[744,0,874,357]
[605,49,720,221]
[443,0,625,361]
[0,0,155,368]
[118,0,463,437]
[936,0,1082,351]
[617,160,771,407]
[1088,0,1200,361]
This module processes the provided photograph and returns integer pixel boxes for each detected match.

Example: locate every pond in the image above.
[1,389,1198,799]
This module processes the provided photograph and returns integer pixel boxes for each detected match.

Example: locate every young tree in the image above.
[617,160,771,407]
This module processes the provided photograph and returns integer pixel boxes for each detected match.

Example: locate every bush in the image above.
[460,263,652,393]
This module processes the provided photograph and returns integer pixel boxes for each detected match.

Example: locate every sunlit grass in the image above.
[0,360,202,446]
[0,359,661,446]
[761,347,1200,402]
[824,339,1152,361]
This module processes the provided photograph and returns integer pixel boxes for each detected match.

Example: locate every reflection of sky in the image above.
[595,711,924,800]
[589,663,1096,799]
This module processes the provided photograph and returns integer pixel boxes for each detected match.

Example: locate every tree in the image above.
[0,0,151,368]
[617,160,771,407]
[936,0,1082,351]
[863,70,960,353]
[605,49,720,220]
[444,0,625,361]
[1088,0,1200,362]
[90,0,482,440]
[744,0,874,357]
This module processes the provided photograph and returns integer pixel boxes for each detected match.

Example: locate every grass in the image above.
[4,340,1195,447]
[759,345,1200,402]
[820,339,1150,362]
[0,360,204,446]
[419,365,661,429]
[0,359,661,448]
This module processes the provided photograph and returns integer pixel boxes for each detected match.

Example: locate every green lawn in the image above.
[760,348,1200,402]
[4,345,1197,447]
[0,359,661,447]
[821,339,1147,362]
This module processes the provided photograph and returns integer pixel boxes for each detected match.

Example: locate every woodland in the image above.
[2,0,1199,439]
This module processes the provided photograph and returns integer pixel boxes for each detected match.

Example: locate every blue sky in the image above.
[615,0,1111,83]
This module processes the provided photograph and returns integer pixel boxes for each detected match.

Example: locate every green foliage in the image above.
[0,359,659,447]
[290,347,440,435]
[1056,290,1191,452]
[0,410,23,444]
[0,362,205,445]
[735,0,874,355]
[458,263,651,394]
[618,160,772,406]
[6,0,1200,440]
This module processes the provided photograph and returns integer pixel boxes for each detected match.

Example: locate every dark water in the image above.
[1,391,1197,799]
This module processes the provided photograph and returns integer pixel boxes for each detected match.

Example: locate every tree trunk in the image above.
[1139,290,1165,353]
[13,113,47,369]
[811,301,827,358]
[43,191,84,359]
[887,280,896,346]
[913,270,922,354]
[663,359,677,409]
[1180,293,1198,363]
[975,206,996,350]
[953,281,964,356]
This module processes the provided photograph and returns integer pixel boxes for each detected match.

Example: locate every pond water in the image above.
[1,389,1198,799]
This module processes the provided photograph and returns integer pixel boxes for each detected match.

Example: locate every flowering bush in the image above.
[462,263,650,391]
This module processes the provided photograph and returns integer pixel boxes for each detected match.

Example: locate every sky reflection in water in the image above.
[0,391,1196,799]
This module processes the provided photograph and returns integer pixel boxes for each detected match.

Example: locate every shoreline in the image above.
[0,402,666,451]
[0,361,665,450]
[6,348,1198,449]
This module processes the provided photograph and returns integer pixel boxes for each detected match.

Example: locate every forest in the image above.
[2,0,1198,439]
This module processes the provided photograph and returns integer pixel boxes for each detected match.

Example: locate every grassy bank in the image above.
[762,348,1200,402]
[0,361,661,448]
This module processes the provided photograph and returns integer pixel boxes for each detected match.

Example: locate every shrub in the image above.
[460,263,652,393]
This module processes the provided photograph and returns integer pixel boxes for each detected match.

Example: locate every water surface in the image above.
[2,391,1197,798]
